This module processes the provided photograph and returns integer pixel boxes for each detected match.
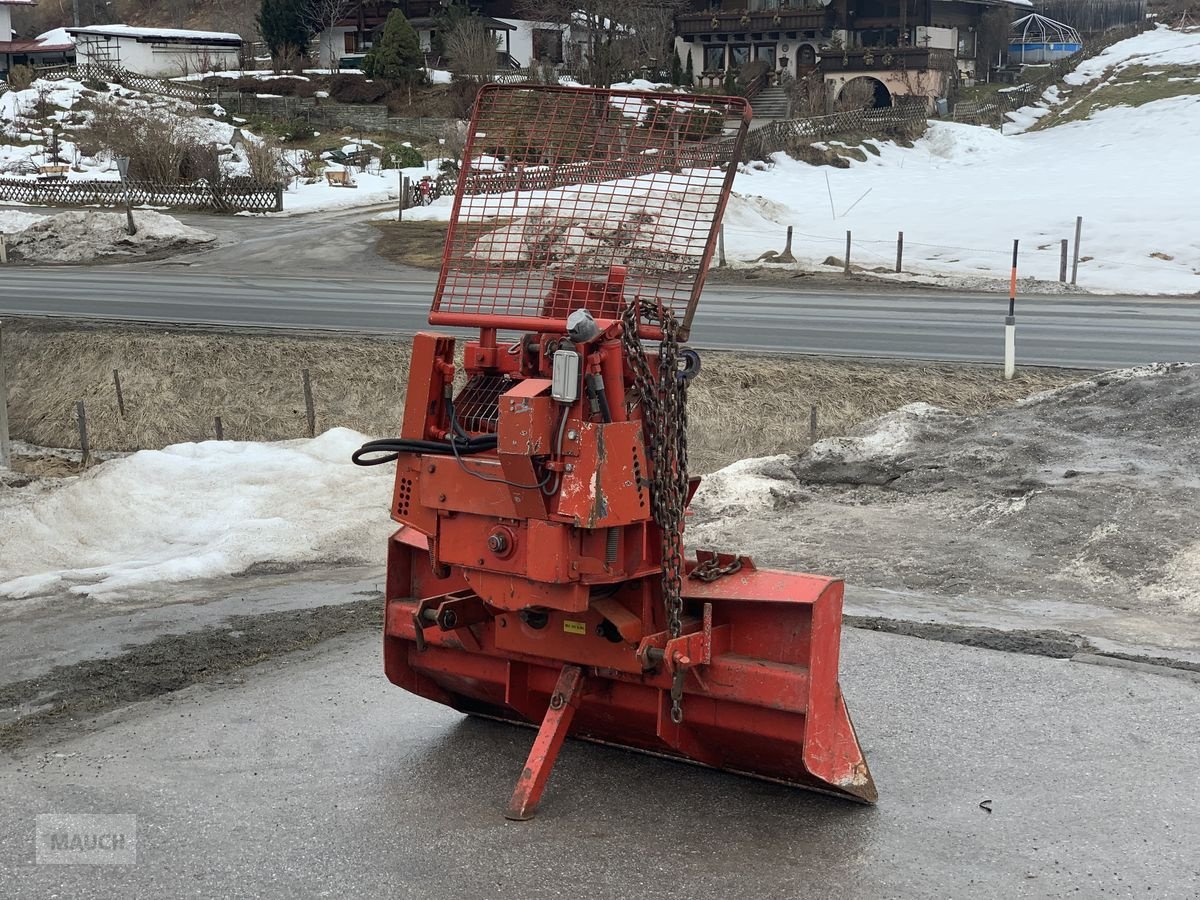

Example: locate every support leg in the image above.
[504,665,585,821]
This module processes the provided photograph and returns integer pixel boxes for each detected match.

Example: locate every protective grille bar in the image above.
[430,85,751,341]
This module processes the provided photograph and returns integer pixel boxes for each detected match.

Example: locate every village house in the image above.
[0,1,75,77]
[315,0,585,71]
[674,0,1033,110]
[66,24,243,77]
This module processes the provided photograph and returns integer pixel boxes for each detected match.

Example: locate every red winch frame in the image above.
[362,84,875,819]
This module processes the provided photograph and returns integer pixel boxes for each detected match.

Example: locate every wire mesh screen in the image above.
[430,85,751,340]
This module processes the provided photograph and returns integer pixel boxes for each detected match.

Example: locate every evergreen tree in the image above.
[671,49,683,86]
[363,9,425,94]
[257,0,312,61]
[684,50,694,86]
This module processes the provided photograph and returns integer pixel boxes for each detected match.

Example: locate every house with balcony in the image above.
[315,0,581,71]
[674,0,1031,112]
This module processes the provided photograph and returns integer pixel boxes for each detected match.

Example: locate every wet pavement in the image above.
[0,626,1196,899]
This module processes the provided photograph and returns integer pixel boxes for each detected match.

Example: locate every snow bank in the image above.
[0,210,46,233]
[0,430,393,601]
[7,210,214,263]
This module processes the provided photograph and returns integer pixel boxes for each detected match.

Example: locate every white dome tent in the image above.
[1009,13,1083,64]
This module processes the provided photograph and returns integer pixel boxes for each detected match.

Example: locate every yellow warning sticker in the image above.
[563,620,587,635]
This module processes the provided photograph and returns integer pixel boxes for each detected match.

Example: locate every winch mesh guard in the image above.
[429,84,751,341]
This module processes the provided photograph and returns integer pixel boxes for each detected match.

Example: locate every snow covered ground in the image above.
[406,27,1200,295]
[0,76,438,216]
[1063,25,1200,86]
[0,429,393,602]
[5,29,1198,289]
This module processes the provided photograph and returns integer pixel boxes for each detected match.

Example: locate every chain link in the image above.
[689,557,743,583]
[622,298,690,723]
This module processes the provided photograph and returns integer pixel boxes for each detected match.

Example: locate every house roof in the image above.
[66,24,243,45]
[405,15,515,30]
[0,39,74,53]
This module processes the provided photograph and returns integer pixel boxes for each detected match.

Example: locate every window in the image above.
[755,44,777,67]
[532,28,563,64]
[344,32,358,53]
[957,31,976,59]
[798,44,816,65]
[730,44,751,68]
[704,45,726,71]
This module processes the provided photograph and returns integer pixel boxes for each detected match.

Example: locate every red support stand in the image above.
[505,665,586,821]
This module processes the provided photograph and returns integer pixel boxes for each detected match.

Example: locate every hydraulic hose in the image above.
[352,435,496,466]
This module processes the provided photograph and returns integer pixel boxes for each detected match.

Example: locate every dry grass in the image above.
[686,357,1080,472]
[5,322,410,451]
[372,221,450,269]
[4,320,1084,472]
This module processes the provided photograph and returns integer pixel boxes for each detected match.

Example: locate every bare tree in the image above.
[516,0,686,86]
[305,0,359,72]
[443,16,500,82]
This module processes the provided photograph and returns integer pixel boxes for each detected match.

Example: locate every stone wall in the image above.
[213,91,457,141]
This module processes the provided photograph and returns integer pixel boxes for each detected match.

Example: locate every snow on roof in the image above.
[66,24,243,44]
[35,28,75,47]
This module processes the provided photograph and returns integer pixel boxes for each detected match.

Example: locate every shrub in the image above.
[282,118,316,141]
[328,74,389,104]
[737,60,770,90]
[383,143,423,168]
[75,99,221,183]
[6,64,35,91]
[642,102,724,141]
[242,137,287,182]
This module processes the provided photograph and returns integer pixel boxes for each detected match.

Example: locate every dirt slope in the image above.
[692,363,1200,620]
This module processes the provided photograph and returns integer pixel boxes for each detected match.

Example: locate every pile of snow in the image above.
[6,210,215,263]
[690,364,1200,618]
[0,210,47,233]
[0,429,393,601]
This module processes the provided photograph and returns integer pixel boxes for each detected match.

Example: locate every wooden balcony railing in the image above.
[676,9,829,35]
[817,46,957,72]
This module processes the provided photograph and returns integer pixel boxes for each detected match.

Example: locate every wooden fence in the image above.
[0,177,283,213]
[742,100,928,160]
[30,64,219,104]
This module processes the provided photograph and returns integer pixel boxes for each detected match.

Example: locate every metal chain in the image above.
[689,557,743,583]
[622,298,690,723]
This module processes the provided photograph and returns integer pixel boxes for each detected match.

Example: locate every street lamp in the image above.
[114,155,136,236]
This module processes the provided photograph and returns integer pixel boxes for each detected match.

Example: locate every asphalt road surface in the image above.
[2,269,1199,369]
[1,628,1196,898]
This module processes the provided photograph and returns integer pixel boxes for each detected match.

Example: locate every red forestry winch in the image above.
[354,84,875,819]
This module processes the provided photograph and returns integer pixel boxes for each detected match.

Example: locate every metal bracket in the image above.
[414,590,489,653]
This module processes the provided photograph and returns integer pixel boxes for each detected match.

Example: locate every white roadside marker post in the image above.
[1005,240,1018,381]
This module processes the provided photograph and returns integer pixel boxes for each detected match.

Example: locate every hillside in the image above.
[10,0,260,43]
